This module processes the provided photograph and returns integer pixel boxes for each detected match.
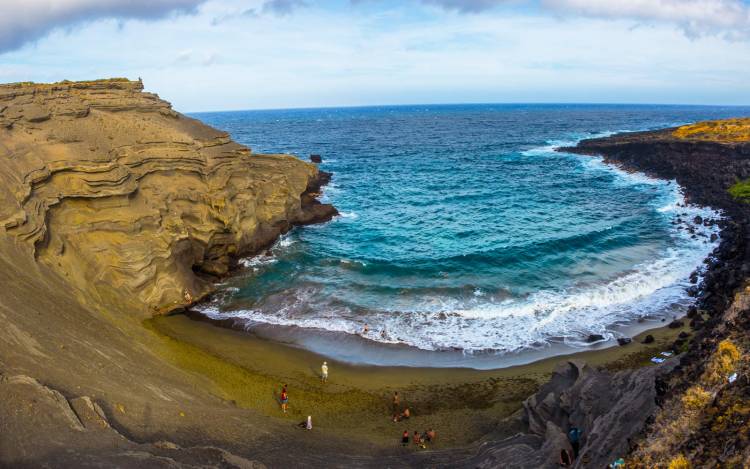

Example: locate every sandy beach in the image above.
[148,313,690,449]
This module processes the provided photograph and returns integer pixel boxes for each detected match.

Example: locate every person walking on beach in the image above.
[280,384,289,413]
[321,361,328,383]
[401,430,410,447]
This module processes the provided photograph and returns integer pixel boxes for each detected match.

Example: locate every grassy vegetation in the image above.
[628,338,747,466]
[673,118,750,142]
[728,179,750,203]
[0,78,134,90]
[667,455,691,469]
[704,339,741,385]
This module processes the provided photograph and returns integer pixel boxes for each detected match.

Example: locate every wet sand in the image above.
[147,313,689,449]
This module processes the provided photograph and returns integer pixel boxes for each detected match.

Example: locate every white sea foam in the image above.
[239,256,278,269]
[337,211,359,220]
[276,233,296,248]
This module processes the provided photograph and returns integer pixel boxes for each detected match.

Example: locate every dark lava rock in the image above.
[689,272,699,284]
[678,331,690,339]
[617,337,632,346]
[710,233,718,242]
[668,320,684,329]
[642,335,655,344]
[587,334,605,343]
[686,307,698,318]
[447,361,677,469]
[694,215,703,225]
[310,154,322,163]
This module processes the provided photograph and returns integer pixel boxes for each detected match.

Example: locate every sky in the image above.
[1,0,750,111]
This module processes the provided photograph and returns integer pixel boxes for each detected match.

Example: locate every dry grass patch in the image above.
[673,118,750,142]
[703,339,741,385]
[628,339,746,466]
[667,454,691,469]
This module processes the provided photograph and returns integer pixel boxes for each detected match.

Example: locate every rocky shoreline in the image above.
[560,129,750,345]
[560,126,750,465]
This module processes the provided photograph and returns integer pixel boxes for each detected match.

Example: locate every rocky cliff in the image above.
[0,79,335,316]
[561,120,750,467]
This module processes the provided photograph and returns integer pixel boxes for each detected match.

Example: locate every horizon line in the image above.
[185,100,750,115]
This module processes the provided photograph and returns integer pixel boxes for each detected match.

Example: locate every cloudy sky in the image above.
[1,0,750,111]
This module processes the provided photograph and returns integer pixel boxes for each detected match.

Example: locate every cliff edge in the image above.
[0,79,336,316]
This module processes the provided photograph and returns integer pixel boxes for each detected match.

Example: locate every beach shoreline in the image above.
[148,310,690,449]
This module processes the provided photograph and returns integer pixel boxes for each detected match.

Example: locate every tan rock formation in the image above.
[0,79,335,316]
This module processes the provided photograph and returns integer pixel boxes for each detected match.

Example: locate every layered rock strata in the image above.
[0,79,335,315]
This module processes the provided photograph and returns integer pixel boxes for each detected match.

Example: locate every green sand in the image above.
[147,314,689,448]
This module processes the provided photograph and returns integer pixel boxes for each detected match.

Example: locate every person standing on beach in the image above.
[392,391,400,414]
[321,361,329,383]
[280,384,289,413]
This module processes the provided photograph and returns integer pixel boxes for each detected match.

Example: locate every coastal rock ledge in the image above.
[0,78,336,315]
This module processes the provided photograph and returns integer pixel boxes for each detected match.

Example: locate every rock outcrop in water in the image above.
[0,79,336,316]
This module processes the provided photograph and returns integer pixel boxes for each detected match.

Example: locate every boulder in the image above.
[586,334,605,343]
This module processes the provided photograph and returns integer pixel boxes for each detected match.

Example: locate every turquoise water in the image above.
[192,104,747,361]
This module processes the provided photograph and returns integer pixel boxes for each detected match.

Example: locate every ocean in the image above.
[191,104,750,367]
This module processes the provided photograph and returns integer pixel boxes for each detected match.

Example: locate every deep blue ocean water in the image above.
[192,104,750,362]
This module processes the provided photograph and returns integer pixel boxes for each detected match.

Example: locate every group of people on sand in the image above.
[401,429,436,449]
[276,361,333,430]
[279,365,442,450]
[391,391,412,422]
[392,391,411,422]
[280,383,316,431]
[392,391,437,449]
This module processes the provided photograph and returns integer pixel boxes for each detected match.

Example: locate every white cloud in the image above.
[419,0,513,13]
[543,0,750,39]
[380,0,750,39]
[0,0,207,53]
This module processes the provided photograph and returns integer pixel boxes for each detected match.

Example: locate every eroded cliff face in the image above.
[0,79,335,315]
